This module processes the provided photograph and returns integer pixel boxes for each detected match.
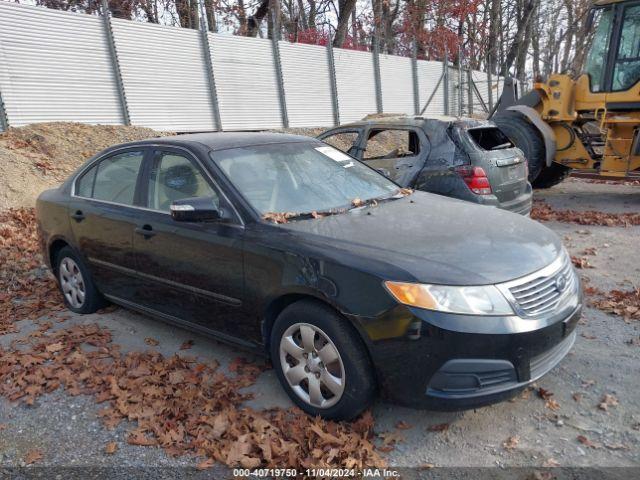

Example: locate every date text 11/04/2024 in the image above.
[232,468,401,477]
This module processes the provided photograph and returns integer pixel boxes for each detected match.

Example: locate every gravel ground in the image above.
[0,178,638,476]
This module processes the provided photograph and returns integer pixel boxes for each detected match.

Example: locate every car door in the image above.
[69,147,148,301]
[361,127,427,186]
[131,147,250,341]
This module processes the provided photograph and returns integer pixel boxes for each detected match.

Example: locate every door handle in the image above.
[135,225,156,238]
[70,210,85,222]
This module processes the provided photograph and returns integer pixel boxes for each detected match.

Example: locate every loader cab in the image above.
[584,0,640,93]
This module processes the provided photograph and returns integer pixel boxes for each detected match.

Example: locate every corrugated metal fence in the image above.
[0,1,502,132]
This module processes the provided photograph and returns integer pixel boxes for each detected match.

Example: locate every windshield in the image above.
[210,142,400,216]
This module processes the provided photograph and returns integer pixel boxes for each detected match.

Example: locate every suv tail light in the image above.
[455,165,492,195]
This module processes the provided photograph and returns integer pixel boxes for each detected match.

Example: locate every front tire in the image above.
[55,246,108,314]
[270,300,376,420]
[493,110,546,182]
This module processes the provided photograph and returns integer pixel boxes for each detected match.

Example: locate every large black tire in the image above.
[532,163,572,189]
[270,299,376,420]
[55,246,108,314]
[493,110,546,182]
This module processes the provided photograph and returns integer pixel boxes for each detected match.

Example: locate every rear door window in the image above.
[75,150,145,205]
[363,129,420,160]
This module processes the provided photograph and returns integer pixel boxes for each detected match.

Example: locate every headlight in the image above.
[384,281,514,316]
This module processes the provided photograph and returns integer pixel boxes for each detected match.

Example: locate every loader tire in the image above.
[532,163,571,189]
[493,110,546,182]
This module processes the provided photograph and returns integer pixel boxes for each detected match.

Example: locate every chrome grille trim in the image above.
[497,254,577,319]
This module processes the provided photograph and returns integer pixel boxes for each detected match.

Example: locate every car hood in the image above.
[277,191,562,285]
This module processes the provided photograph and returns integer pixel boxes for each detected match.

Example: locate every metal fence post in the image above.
[443,46,449,116]
[0,88,8,132]
[270,19,289,129]
[197,0,222,130]
[372,39,383,114]
[457,45,463,117]
[101,0,130,126]
[487,69,493,113]
[411,40,420,115]
[326,40,340,126]
[467,69,473,116]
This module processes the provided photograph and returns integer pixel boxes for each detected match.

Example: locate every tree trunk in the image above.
[501,0,537,76]
[333,0,357,48]
[487,0,500,75]
[246,0,270,36]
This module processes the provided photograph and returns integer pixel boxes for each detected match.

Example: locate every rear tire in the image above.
[270,300,376,420]
[55,246,108,314]
[532,163,571,189]
[493,110,546,182]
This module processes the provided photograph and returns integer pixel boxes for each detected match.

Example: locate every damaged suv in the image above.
[319,116,533,215]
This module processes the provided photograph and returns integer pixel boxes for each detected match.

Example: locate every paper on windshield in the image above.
[315,146,351,162]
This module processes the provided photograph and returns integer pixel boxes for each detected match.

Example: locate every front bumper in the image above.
[362,300,581,410]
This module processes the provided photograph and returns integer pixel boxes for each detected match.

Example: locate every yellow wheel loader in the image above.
[492,0,640,188]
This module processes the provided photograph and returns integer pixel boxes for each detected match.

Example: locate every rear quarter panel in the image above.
[36,188,73,269]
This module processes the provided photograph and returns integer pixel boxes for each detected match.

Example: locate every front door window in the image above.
[146,152,218,212]
[584,7,614,92]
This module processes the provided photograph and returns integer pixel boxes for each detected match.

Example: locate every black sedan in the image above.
[36,132,582,420]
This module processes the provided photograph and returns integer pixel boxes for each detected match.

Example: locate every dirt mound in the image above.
[0,123,167,209]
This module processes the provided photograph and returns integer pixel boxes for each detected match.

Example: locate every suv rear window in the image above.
[467,127,513,151]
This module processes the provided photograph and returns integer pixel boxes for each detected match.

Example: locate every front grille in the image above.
[508,255,576,317]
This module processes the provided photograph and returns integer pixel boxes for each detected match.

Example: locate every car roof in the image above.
[334,115,491,130]
[110,131,316,152]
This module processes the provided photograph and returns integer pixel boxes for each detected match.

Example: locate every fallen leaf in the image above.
[577,435,600,449]
[180,340,194,350]
[378,431,404,446]
[144,337,159,346]
[545,399,561,411]
[543,458,560,467]
[598,394,619,411]
[46,342,64,352]
[605,442,629,450]
[104,442,118,454]
[537,387,554,400]
[395,420,412,430]
[503,435,519,450]
[24,449,43,465]
[196,458,215,470]
[427,423,449,432]
[419,463,435,469]
[572,393,582,402]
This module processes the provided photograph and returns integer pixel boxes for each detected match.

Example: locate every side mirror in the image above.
[170,196,221,222]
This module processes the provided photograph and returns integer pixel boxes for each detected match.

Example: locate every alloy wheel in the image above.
[59,257,86,309]
[279,322,345,409]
